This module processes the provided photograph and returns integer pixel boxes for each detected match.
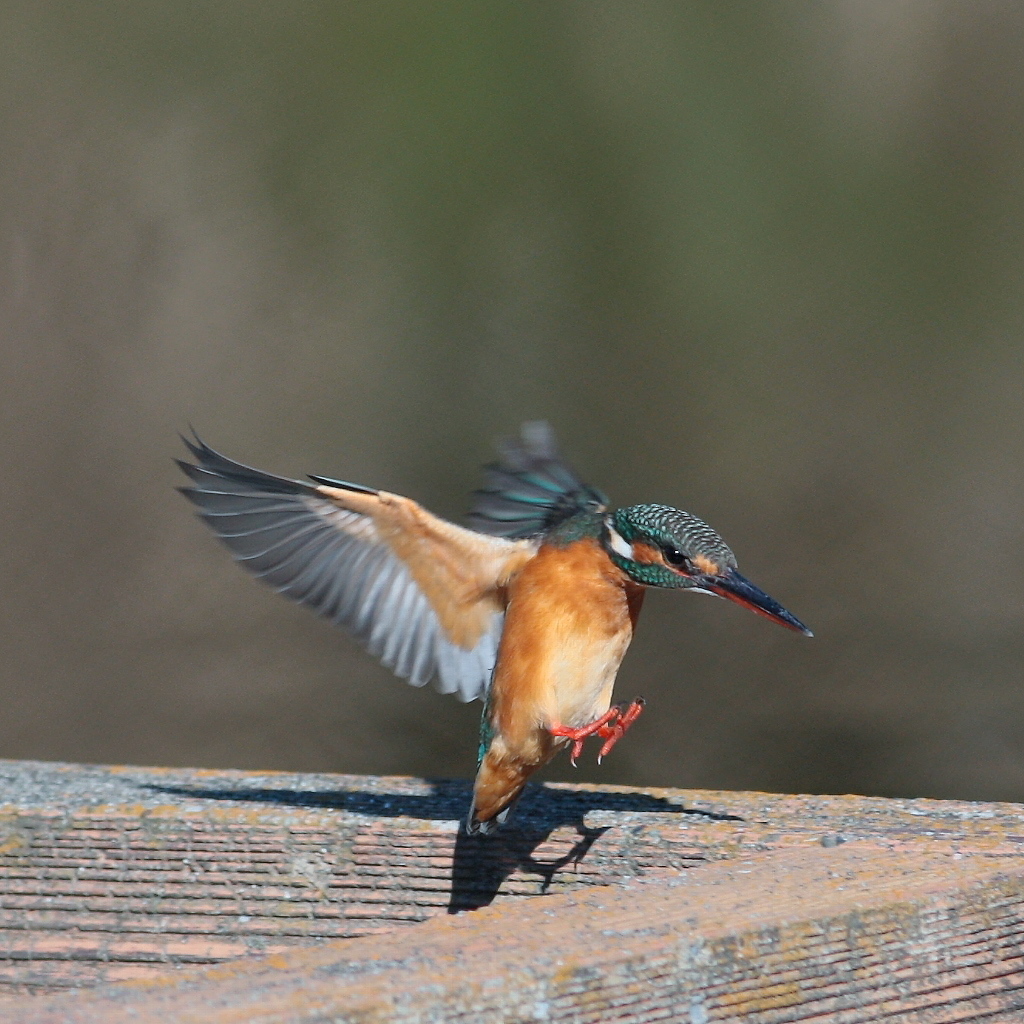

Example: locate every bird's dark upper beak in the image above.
[702,567,813,636]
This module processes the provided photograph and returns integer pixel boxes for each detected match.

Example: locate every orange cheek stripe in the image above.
[633,543,719,579]
[631,542,665,566]
[692,554,720,576]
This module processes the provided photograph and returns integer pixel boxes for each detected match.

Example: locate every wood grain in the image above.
[1,760,1023,1021]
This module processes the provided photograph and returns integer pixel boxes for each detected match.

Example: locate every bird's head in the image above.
[603,503,812,636]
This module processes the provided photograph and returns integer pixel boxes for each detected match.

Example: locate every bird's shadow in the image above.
[142,779,742,914]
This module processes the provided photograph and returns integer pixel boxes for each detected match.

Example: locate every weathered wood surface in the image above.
[1,760,1024,1021]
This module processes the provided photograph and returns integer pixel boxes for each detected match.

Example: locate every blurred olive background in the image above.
[1,2,1022,802]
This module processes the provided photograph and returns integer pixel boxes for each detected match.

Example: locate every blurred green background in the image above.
[1,1,1022,801]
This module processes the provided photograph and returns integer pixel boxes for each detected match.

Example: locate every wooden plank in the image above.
[8,839,1024,1022]
[1,759,1024,1019]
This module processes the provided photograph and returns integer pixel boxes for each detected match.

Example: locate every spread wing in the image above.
[178,436,536,702]
[468,421,609,538]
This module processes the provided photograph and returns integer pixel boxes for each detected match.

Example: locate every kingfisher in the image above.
[178,422,811,834]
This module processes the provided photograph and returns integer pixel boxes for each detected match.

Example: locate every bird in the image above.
[177,421,811,834]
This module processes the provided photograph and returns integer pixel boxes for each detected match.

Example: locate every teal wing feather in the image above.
[468,421,608,539]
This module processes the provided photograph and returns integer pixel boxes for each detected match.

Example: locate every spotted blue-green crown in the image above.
[608,504,736,588]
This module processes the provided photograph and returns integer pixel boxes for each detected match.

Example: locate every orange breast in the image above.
[487,538,644,761]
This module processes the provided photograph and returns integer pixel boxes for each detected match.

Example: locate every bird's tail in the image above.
[465,745,541,835]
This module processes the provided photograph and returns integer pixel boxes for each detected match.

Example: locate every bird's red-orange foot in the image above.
[550,697,646,766]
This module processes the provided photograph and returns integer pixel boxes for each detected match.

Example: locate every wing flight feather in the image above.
[178,436,535,702]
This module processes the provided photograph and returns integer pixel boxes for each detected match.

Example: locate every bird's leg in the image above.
[596,697,645,763]
[549,697,645,767]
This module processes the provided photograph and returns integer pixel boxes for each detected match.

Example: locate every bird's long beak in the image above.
[703,567,813,636]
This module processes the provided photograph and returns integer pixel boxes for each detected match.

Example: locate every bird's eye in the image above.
[663,546,693,571]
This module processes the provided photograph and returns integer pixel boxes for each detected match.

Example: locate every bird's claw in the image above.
[597,697,646,763]
[550,697,646,767]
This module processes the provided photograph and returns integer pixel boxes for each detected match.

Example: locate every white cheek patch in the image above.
[604,519,634,560]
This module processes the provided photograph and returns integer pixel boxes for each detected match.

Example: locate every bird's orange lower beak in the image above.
[704,568,813,636]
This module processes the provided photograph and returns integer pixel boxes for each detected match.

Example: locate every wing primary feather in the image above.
[385,596,423,682]
[297,539,353,610]
[308,473,378,494]
[242,523,333,574]
[350,549,397,638]
[328,544,380,624]
[180,435,317,497]
[433,640,460,696]
[179,433,531,704]
[405,609,437,687]
[220,518,327,563]
[367,564,405,650]
[272,532,346,600]
[380,579,421,669]
[201,511,304,537]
